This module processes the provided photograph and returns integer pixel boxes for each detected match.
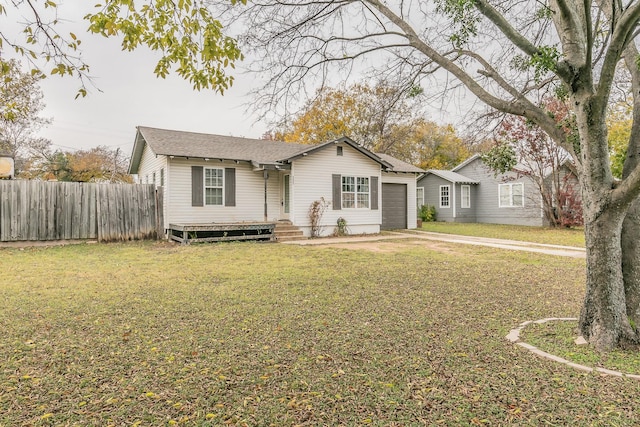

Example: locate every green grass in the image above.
[1,240,640,425]
[522,321,640,375]
[420,221,585,247]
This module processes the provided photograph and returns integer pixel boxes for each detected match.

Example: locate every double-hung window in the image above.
[440,185,450,208]
[499,183,524,207]
[205,168,224,205]
[342,176,369,208]
[461,185,471,208]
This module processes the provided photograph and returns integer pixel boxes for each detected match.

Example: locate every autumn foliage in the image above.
[272,82,471,168]
[485,100,583,227]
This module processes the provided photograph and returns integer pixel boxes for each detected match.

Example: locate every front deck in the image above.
[169,222,275,244]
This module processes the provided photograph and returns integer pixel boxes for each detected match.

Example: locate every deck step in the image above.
[274,222,306,242]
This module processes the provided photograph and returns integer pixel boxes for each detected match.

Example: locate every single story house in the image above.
[129,126,423,239]
[417,154,579,226]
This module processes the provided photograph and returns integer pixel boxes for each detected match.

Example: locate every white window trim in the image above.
[342,176,370,209]
[204,167,225,206]
[461,185,471,209]
[439,185,450,208]
[498,183,524,208]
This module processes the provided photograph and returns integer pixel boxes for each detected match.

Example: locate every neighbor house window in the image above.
[461,185,471,208]
[440,185,450,208]
[416,187,425,213]
[337,146,343,156]
[160,168,164,186]
[499,183,524,207]
[152,172,156,185]
[342,176,369,208]
[205,168,224,205]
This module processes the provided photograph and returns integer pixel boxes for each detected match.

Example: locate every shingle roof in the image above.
[376,153,424,173]
[129,126,424,174]
[137,126,311,164]
[425,169,479,184]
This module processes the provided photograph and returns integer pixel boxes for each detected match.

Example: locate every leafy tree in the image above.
[0,59,52,175]
[67,146,132,183]
[231,0,640,350]
[407,120,471,170]
[22,146,132,183]
[482,100,583,227]
[275,82,421,148]
[607,104,632,179]
[0,1,244,96]
[274,82,469,167]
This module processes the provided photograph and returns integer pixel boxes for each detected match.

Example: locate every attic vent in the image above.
[337,146,343,156]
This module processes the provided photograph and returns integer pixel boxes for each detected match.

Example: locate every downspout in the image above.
[263,170,268,221]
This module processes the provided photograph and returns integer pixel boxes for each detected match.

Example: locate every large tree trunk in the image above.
[573,91,636,351]
[620,41,640,337]
[622,202,640,333]
[579,207,635,350]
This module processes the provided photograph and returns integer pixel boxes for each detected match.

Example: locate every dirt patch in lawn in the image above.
[320,239,465,255]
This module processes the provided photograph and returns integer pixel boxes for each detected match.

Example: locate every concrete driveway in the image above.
[285,230,586,258]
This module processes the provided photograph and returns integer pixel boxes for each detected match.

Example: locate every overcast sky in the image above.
[10,3,266,159]
[38,45,266,157]
[8,2,465,160]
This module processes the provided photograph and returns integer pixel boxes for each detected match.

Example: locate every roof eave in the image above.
[128,128,146,174]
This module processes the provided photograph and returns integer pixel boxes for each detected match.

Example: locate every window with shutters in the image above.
[342,176,369,208]
[205,168,224,205]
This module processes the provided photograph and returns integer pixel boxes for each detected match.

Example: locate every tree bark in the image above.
[619,38,640,338]
[573,91,636,351]
[622,202,640,334]
[579,208,635,350]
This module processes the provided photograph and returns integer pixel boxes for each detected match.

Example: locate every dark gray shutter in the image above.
[191,166,203,207]
[332,174,342,210]
[225,168,236,207]
[370,176,379,210]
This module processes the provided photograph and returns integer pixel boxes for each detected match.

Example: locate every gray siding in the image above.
[416,176,477,223]
[454,183,476,223]
[418,175,454,221]
[455,158,544,226]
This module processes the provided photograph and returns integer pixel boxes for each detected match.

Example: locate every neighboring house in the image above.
[129,126,423,238]
[417,154,580,226]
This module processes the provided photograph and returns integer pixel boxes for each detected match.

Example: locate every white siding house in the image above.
[129,127,423,238]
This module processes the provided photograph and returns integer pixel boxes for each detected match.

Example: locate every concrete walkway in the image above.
[285,230,586,258]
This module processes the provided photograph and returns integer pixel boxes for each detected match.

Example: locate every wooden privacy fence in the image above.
[0,180,163,242]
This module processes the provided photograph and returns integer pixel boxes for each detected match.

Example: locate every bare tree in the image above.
[0,59,52,175]
[226,0,640,351]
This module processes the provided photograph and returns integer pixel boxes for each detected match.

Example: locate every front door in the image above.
[281,174,290,219]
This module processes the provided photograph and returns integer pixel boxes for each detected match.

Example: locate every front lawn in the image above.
[420,221,585,247]
[1,240,638,425]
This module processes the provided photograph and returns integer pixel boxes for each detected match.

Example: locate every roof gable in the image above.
[452,154,482,172]
[283,136,394,170]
